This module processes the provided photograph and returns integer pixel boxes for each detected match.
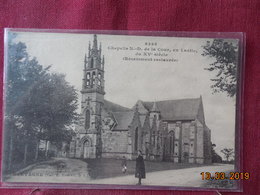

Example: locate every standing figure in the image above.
[135,150,146,185]
[121,156,127,174]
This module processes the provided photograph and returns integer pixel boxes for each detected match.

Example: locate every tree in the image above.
[18,68,78,160]
[221,148,234,162]
[4,33,78,171]
[202,39,239,97]
[5,33,37,170]
[5,33,53,167]
[211,144,222,163]
[36,73,78,152]
[13,57,51,164]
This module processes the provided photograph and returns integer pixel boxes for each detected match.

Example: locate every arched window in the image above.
[92,72,96,85]
[85,110,90,129]
[86,73,90,86]
[135,127,138,151]
[98,73,101,86]
[90,58,94,68]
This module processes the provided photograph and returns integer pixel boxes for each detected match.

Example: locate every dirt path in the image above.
[88,164,234,187]
[6,158,234,188]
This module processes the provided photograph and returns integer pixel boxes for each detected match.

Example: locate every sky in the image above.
[10,31,238,157]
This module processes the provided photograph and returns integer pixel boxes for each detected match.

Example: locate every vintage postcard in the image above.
[2,30,243,189]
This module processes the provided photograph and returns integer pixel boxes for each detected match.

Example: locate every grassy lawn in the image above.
[81,158,208,179]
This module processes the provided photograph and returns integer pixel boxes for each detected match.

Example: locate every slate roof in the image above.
[103,97,202,131]
[104,99,131,112]
[104,99,133,130]
[112,111,134,130]
[142,98,201,121]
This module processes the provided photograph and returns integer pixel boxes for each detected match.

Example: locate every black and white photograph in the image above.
[2,30,241,189]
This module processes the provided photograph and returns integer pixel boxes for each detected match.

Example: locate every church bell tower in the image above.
[80,34,105,158]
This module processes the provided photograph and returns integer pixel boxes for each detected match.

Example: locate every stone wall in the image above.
[101,130,129,158]
[196,119,204,163]
[188,121,196,163]
[181,122,190,162]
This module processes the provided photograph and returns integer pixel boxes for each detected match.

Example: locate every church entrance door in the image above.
[83,140,91,158]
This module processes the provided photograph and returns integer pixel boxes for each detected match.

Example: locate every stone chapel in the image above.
[69,35,212,164]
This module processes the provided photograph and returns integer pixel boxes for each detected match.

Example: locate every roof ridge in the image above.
[104,99,131,111]
[143,97,201,103]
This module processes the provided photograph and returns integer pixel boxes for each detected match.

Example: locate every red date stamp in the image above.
[200,172,250,180]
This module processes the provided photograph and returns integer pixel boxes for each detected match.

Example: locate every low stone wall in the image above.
[102,152,132,160]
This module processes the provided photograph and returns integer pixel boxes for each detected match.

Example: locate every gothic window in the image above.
[92,72,96,85]
[98,73,101,86]
[134,127,138,151]
[85,110,90,130]
[90,58,94,68]
[86,73,90,86]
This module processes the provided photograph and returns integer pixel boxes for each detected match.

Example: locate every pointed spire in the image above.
[151,102,160,112]
[88,41,91,56]
[102,55,105,70]
[84,54,87,70]
[99,42,102,52]
[93,34,98,51]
